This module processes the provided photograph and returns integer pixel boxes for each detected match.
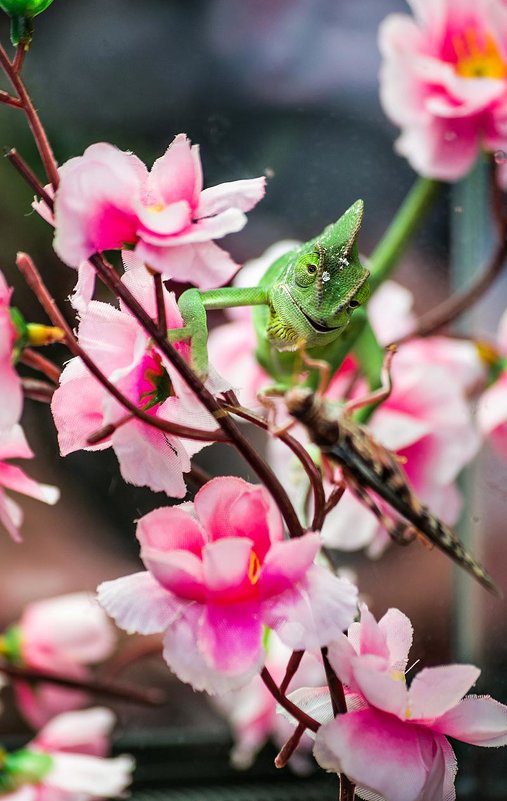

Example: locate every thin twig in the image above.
[0,44,60,189]
[5,148,54,210]
[188,462,212,489]
[321,648,355,801]
[153,273,167,336]
[0,90,22,108]
[279,650,304,694]
[16,252,229,444]
[221,403,325,533]
[0,660,166,706]
[260,667,319,733]
[12,45,26,75]
[275,722,306,768]
[20,347,61,384]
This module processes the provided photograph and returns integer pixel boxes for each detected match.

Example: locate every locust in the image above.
[284,382,500,596]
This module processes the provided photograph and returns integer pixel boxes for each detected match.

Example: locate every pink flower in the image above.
[50,134,265,286]
[477,307,507,457]
[0,708,134,800]
[212,632,325,771]
[0,425,59,542]
[288,607,507,801]
[98,476,358,695]
[208,240,300,406]
[0,269,23,430]
[379,0,507,184]
[51,267,228,498]
[2,593,116,727]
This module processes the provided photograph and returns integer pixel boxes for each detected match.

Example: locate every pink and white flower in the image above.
[0,707,134,800]
[0,425,59,542]
[379,0,507,185]
[50,133,265,287]
[51,266,228,498]
[3,593,116,728]
[287,607,507,801]
[98,476,358,695]
[0,269,23,430]
[477,307,507,457]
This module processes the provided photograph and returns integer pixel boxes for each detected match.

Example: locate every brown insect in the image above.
[284,385,500,596]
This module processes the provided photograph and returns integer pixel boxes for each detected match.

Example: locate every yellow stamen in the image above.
[148,203,165,213]
[248,551,261,585]
[454,29,507,80]
[475,339,501,367]
[26,323,65,346]
[391,670,406,683]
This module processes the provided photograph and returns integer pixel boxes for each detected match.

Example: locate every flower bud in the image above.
[26,322,65,346]
[0,0,55,46]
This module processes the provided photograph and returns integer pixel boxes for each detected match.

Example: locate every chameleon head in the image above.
[266,200,370,351]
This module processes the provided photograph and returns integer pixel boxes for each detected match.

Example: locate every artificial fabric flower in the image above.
[0,707,134,800]
[0,270,23,431]
[0,425,59,542]
[379,0,507,184]
[1,593,116,727]
[51,266,228,498]
[48,133,265,286]
[477,306,507,457]
[287,606,507,801]
[98,476,358,695]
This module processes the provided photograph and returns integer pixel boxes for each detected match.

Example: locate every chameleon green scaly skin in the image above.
[168,200,370,383]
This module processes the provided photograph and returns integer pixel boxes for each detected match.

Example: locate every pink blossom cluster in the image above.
[285,607,507,801]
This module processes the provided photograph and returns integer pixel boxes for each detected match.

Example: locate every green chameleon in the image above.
[168,199,370,384]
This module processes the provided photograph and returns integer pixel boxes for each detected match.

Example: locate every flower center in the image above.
[453,29,507,79]
[139,351,172,410]
[248,551,261,585]
[148,203,166,213]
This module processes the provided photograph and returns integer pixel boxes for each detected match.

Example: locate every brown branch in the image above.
[321,647,355,801]
[188,462,212,489]
[275,722,306,768]
[279,650,304,694]
[221,403,324,534]
[20,348,61,384]
[0,45,59,189]
[153,272,167,336]
[0,89,22,108]
[12,45,26,76]
[0,660,166,706]
[5,148,53,210]
[16,252,229,444]
[260,667,319,733]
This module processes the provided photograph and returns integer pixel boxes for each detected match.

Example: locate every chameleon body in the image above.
[285,387,500,596]
[168,200,370,381]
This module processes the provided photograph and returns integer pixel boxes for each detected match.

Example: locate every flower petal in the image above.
[408,665,480,721]
[97,571,186,635]
[434,695,507,746]
[259,532,321,598]
[197,177,266,217]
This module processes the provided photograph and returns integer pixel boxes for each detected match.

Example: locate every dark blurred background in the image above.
[0,1,506,797]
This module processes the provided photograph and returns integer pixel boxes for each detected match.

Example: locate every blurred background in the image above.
[0,1,506,798]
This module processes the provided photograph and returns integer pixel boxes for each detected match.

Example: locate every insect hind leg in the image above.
[346,474,416,547]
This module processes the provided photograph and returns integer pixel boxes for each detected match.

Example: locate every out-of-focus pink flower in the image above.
[379,0,507,184]
[0,425,59,542]
[0,270,23,430]
[98,476,358,695]
[3,593,116,728]
[208,240,300,406]
[477,307,507,457]
[287,607,507,801]
[0,708,134,800]
[48,134,265,287]
[213,632,325,771]
[51,267,229,498]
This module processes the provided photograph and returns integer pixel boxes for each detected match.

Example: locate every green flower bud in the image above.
[0,749,53,792]
[0,0,55,46]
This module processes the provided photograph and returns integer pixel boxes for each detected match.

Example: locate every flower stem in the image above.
[260,667,319,733]
[368,177,441,292]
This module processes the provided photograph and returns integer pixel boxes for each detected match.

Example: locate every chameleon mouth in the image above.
[288,291,340,333]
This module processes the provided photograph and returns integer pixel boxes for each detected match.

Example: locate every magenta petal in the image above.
[434,695,507,746]
[134,240,239,288]
[136,200,191,237]
[97,571,187,635]
[351,661,408,718]
[314,708,434,801]
[327,634,362,688]
[263,565,357,651]
[199,601,263,674]
[51,367,107,456]
[0,464,59,505]
[202,537,254,600]
[408,665,480,721]
[259,533,321,598]
[0,424,33,461]
[353,605,390,660]
[197,177,266,217]
[378,608,414,672]
[0,362,22,430]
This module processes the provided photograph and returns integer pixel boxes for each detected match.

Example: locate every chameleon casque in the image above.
[284,387,500,596]
[168,200,370,381]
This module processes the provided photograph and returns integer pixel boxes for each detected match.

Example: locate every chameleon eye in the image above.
[294,255,319,287]
[307,264,317,274]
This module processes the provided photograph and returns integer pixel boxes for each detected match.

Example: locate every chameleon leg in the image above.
[167,289,210,379]
[344,472,416,546]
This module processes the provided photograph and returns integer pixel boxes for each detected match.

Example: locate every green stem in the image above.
[352,319,385,425]
[369,177,441,292]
